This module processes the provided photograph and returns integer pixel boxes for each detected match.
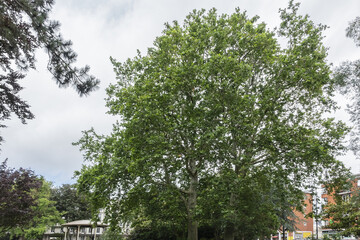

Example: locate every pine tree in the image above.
[0,0,99,142]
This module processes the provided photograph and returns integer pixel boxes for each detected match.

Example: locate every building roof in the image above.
[62,220,108,227]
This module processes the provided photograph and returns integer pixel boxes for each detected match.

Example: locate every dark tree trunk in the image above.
[283,227,286,240]
[223,225,235,240]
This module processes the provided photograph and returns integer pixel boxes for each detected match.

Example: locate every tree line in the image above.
[0,160,91,239]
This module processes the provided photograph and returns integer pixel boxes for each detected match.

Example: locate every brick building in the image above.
[320,174,360,239]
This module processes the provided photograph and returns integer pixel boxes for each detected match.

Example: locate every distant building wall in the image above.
[287,193,314,240]
[320,174,360,238]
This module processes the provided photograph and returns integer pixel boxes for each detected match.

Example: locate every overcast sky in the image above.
[1,0,360,185]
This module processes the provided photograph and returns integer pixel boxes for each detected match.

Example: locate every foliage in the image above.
[0,0,99,142]
[9,179,64,239]
[275,187,303,240]
[322,234,342,240]
[323,189,360,238]
[75,2,348,240]
[126,185,187,237]
[197,173,282,239]
[98,229,125,240]
[127,225,182,240]
[346,17,360,47]
[50,184,92,222]
[334,17,360,156]
[0,160,42,235]
[127,224,219,240]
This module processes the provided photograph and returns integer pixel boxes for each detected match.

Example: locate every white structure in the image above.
[43,220,108,240]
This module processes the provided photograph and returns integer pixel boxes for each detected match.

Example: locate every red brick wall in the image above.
[293,193,314,232]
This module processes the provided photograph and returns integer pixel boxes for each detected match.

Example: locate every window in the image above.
[342,194,351,202]
[88,228,92,233]
[97,227,101,234]
[81,227,85,233]
[322,220,329,227]
[303,221,307,226]
[51,227,55,233]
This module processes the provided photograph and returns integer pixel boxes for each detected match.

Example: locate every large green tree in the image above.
[75,2,348,240]
[0,0,99,142]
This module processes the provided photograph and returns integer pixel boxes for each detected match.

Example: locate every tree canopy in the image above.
[75,2,348,240]
[9,179,63,240]
[0,0,99,142]
[0,160,42,234]
[50,183,92,222]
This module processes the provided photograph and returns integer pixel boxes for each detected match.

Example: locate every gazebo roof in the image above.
[62,220,108,227]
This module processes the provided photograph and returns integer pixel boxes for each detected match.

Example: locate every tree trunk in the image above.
[282,226,286,240]
[223,191,236,240]
[224,143,241,240]
[187,162,198,240]
[223,225,235,240]
[187,216,198,240]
